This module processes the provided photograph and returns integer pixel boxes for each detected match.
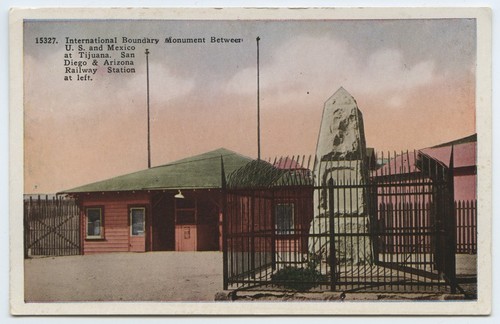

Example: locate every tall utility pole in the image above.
[145,49,151,169]
[256,36,261,160]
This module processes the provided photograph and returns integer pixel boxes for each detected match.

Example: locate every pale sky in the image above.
[24,19,476,193]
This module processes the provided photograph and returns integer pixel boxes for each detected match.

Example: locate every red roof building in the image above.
[375,134,476,202]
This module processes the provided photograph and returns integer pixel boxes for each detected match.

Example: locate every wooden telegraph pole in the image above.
[256,37,261,160]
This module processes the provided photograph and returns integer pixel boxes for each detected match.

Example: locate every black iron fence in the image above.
[223,151,460,293]
[24,195,81,257]
[456,200,477,254]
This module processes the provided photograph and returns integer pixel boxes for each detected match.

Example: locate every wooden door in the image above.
[175,225,197,251]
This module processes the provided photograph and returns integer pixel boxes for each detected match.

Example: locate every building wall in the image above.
[454,167,476,202]
[274,188,314,253]
[76,190,223,254]
[225,188,314,253]
[174,190,221,251]
[78,192,151,254]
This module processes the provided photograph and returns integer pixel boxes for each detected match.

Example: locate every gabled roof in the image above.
[61,148,254,193]
[422,133,476,168]
[431,134,476,148]
[421,141,476,169]
[374,135,476,176]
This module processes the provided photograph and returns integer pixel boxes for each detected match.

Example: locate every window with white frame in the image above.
[275,203,294,234]
[86,207,103,239]
[130,207,146,236]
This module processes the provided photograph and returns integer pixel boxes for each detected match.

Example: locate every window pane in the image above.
[276,204,294,234]
[131,208,145,236]
[87,209,101,237]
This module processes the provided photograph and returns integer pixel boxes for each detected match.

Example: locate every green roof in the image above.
[61,148,254,193]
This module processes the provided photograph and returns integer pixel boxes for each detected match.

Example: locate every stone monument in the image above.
[308,87,373,265]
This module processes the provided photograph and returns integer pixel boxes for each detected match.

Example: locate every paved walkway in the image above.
[24,252,223,302]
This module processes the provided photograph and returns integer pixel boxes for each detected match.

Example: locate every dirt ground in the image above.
[24,252,223,302]
[24,252,476,302]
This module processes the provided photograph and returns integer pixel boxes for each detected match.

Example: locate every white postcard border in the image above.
[9,7,492,315]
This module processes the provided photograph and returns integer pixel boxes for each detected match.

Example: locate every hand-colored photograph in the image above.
[12,7,491,315]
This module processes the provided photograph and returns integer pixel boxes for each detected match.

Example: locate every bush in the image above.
[270,266,327,291]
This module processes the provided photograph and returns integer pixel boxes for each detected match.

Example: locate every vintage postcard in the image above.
[9,7,491,315]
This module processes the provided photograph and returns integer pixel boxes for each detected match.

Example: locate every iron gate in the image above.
[222,151,457,293]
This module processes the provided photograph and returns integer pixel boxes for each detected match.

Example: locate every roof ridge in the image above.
[59,147,254,194]
[152,147,247,168]
[429,133,477,148]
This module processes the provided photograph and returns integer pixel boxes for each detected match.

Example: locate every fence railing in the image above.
[24,195,81,257]
[223,151,461,293]
[375,201,433,254]
[456,200,477,254]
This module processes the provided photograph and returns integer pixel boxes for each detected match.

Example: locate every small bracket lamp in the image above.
[174,190,185,199]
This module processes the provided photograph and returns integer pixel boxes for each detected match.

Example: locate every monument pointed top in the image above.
[332,86,352,98]
[316,85,366,161]
[324,86,356,107]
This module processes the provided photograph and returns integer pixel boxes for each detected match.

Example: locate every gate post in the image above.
[369,180,379,264]
[328,178,336,291]
[24,198,30,258]
[446,147,457,293]
[222,190,229,290]
[221,157,229,290]
[250,193,256,279]
[271,189,276,271]
[428,149,457,293]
